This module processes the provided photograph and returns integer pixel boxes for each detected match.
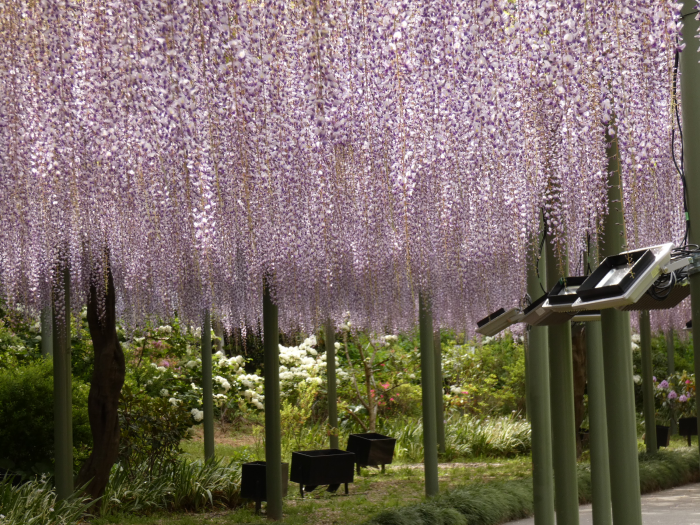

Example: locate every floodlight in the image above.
[570,311,601,322]
[572,243,674,311]
[542,276,588,312]
[521,294,576,326]
[618,256,691,311]
[476,307,523,336]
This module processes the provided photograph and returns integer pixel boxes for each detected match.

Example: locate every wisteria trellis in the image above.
[0,0,690,334]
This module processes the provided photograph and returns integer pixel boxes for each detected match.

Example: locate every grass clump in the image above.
[363,448,699,525]
[98,458,242,516]
[0,477,92,525]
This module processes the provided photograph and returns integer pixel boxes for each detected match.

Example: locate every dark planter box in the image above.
[241,461,288,513]
[347,433,396,474]
[290,449,355,498]
[655,425,671,449]
[679,417,698,446]
[577,249,654,302]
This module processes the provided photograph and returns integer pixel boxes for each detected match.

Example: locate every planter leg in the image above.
[381,464,385,473]
[688,435,692,447]
[345,482,348,495]
[356,464,360,475]
[299,484,304,499]
[255,500,261,515]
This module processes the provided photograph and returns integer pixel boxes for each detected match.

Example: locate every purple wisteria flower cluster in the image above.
[0,0,690,334]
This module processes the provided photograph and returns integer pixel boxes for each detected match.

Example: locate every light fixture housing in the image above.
[476,307,523,337]
[618,256,692,311]
[521,294,576,326]
[543,276,588,312]
[570,311,601,322]
[572,243,674,311]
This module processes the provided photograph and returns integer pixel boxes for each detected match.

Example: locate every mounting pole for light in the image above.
[666,329,677,436]
[601,127,642,525]
[585,242,612,525]
[545,241,579,525]
[433,329,445,454]
[263,279,283,520]
[419,292,439,497]
[640,311,657,452]
[41,306,53,357]
[202,309,215,461]
[526,234,555,525]
[325,319,338,449]
[53,265,73,500]
[680,1,700,458]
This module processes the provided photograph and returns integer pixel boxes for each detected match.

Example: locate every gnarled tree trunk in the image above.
[76,267,125,500]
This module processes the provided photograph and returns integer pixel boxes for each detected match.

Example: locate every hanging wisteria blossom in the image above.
[0,0,689,334]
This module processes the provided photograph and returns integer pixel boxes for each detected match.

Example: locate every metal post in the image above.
[53,266,73,500]
[526,241,555,525]
[680,0,700,460]
[524,337,532,423]
[640,311,657,452]
[41,306,53,357]
[666,329,677,436]
[586,319,613,525]
[325,319,338,449]
[419,293,439,497]
[545,242,579,525]
[263,280,282,520]
[202,309,215,461]
[433,329,445,454]
[601,130,642,525]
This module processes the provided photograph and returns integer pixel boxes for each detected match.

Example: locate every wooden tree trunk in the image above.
[76,267,126,500]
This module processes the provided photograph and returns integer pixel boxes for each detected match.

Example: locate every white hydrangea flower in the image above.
[191,408,204,422]
[334,342,341,349]
[160,389,169,397]
[186,360,198,369]
[169,397,180,406]
[236,355,245,365]
[156,366,166,372]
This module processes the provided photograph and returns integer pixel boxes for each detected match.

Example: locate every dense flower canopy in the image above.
[0,0,689,334]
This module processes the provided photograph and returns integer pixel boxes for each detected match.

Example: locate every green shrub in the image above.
[0,359,91,476]
[118,383,194,472]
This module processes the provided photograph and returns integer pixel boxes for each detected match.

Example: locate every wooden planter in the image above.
[346,433,396,474]
[241,461,289,513]
[679,417,698,446]
[655,425,671,449]
[290,449,355,498]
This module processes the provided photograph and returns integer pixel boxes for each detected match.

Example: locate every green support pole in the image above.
[601,130,642,525]
[640,311,657,453]
[545,242,579,525]
[419,293,439,497]
[681,1,700,458]
[202,309,215,461]
[585,319,613,525]
[41,306,53,357]
[263,281,283,520]
[666,329,677,436]
[433,329,445,454]
[325,319,338,449]
[53,267,73,500]
[524,337,532,423]
[526,242,555,525]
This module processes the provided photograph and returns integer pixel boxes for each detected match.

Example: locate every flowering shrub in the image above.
[654,372,696,424]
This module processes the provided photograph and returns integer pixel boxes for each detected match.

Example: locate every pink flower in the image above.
[687,380,692,385]
[390,397,395,402]
[381,382,390,390]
